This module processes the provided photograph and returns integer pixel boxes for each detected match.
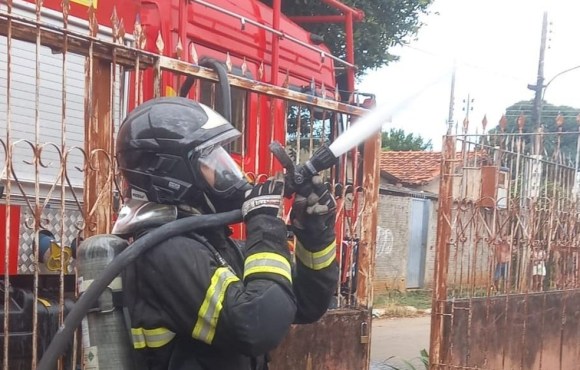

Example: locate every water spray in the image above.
[276,67,454,178]
[270,100,394,193]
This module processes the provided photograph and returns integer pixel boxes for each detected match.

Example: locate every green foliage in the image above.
[381,128,432,151]
[285,105,332,146]
[419,349,429,368]
[374,289,432,309]
[383,349,429,370]
[489,100,580,160]
[260,0,434,76]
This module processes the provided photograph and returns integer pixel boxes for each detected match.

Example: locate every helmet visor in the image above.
[197,145,245,193]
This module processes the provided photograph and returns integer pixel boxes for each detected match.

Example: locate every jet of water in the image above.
[329,71,452,157]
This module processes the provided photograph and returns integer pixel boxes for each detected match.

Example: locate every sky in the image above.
[358,0,580,150]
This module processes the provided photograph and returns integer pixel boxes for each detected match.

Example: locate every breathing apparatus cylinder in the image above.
[76,234,135,370]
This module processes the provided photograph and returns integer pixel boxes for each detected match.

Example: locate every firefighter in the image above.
[113,97,338,370]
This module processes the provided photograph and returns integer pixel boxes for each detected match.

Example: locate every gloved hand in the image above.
[290,175,336,248]
[242,175,284,221]
[242,175,292,291]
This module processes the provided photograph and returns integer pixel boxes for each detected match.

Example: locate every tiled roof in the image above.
[380,151,443,186]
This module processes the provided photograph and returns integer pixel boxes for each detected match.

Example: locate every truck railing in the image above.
[191,0,357,70]
[1,8,366,116]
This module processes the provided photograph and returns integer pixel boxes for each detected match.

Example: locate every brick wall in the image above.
[375,192,410,292]
[374,181,438,294]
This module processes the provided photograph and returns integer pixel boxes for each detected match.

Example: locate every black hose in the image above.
[179,57,232,122]
[37,210,243,370]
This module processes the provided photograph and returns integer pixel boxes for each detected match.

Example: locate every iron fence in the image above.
[430,129,580,369]
[0,1,379,369]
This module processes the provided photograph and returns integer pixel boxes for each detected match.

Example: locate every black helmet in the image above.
[116,97,250,212]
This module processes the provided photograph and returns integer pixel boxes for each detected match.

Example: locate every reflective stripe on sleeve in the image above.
[131,327,176,349]
[295,240,336,270]
[243,252,292,283]
[192,267,239,344]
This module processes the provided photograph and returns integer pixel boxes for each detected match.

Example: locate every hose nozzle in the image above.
[269,141,337,196]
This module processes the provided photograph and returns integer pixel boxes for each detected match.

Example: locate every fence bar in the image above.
[357,131,380,307]
[0,4,373,369]
[83,49,114,235]
[430,133,456,369]
[355,130,380,368]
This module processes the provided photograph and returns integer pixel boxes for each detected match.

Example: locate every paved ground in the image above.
[370,316,431,369]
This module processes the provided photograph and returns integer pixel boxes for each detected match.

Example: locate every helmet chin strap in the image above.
[203,192,218,214]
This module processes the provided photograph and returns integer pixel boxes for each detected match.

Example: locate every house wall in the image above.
[417,177,440,194]
[374,182,438,294]
[375,193,410,292]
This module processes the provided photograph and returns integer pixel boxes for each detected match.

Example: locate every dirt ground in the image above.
[370,316,431,369]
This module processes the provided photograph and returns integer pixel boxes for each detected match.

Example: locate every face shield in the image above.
[196,145,247,195]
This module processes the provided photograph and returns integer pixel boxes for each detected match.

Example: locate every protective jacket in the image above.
[122,213,338,370]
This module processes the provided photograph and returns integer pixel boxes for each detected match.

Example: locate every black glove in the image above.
[290,175,336,248]
[242,176,284,221]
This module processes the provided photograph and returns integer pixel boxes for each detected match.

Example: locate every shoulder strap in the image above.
[187,232,229,267]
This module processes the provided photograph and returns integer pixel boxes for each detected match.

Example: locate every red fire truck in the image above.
[0,0,378,369]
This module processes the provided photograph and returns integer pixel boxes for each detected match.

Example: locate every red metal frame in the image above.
[135,0,339,178]
[20,0,362,189]
[24,0,140,32]
[289,0,364,94]
[0,205,21,275]
[14,0,365,260]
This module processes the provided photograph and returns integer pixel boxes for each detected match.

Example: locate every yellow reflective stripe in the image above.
[131,327,175,349]
[244,265,292,282]
[37,298,51,307]
[243,252,292,283]
[132,329,145,349]
[192,267,239,344]
[295,241,336,270]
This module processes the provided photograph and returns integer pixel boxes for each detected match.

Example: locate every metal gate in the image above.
[0,1,379,369]
[430,121,580,369]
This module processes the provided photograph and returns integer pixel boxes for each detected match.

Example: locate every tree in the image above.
[488,100,580,161]
[381,128,432,151]
[260,0,434,77]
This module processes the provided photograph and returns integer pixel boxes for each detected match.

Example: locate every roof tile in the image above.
[381,150,489,185]
[380,151,442,186]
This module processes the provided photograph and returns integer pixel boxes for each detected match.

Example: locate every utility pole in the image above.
[527,11,548,134]
[462,94,474,134]
[447,62,456,134]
